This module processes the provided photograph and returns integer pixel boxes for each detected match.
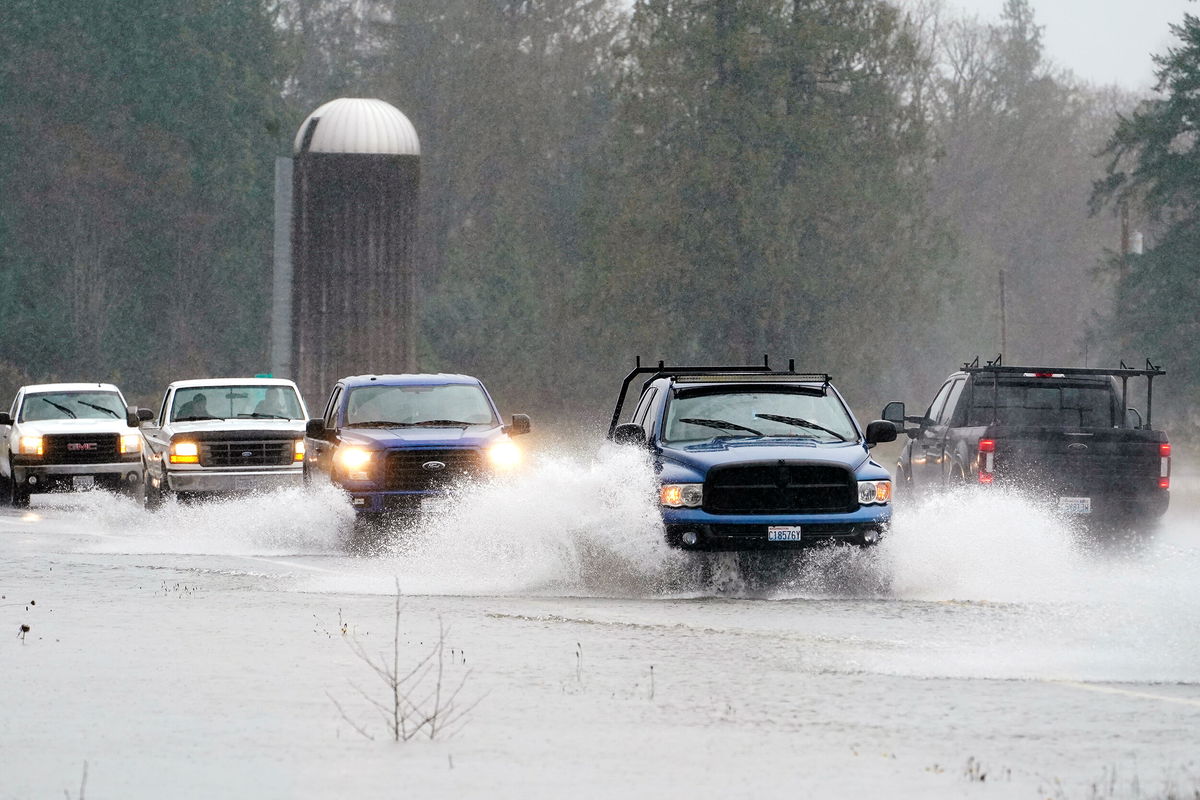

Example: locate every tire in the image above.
[144,469,171,510]
[6,460,30,508]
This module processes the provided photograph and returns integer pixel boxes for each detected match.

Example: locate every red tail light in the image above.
[1160,441,1171,489]
[978,439,996,483]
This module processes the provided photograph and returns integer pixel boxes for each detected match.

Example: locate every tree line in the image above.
[0,0,1193,432]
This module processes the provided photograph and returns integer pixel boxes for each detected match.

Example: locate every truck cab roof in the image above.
[337,373,484,389]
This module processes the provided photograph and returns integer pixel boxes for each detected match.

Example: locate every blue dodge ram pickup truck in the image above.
[608,360,897,550]
[303,373,530,514]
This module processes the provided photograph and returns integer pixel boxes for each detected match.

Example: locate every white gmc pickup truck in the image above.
[0,382,145,506]
[139,378,309,507]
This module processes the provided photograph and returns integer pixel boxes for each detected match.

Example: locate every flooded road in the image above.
[2,449,1198,799]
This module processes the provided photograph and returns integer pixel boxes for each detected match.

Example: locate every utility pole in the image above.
[999,268,1007,357]
[1119,203,1130,358]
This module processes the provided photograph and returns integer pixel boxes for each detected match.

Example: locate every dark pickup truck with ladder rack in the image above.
[882,357,1170,523]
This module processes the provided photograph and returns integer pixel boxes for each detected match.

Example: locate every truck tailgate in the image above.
[987,427,1165,495]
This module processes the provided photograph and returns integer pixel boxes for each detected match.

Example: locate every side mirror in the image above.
[1125,407,1143,430]
[864,419,899,447]
[611,423,647,447]
[882,401,906,425]
[507,414,531,436]
[305,418,327,438]
[0,412,11,426]
[138,408,154,422]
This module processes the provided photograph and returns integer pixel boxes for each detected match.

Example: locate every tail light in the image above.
[978,439,995,484]
[1160,442,1171,489]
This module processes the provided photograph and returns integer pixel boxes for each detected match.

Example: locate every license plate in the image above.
[72,475,95,490]
[1057,496,1091,514]
[767,525,804,542]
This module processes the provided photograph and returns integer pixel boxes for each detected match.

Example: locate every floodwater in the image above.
[2,446,1198,799]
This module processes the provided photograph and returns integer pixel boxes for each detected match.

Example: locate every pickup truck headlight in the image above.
[661,483,703,508]
[170,441,199,464]
[858,480,892,505]
[487,440,521,469]
[120,434,142,454]
[336,446,373,469]
[19,436,43,456]
[293,439,305,462]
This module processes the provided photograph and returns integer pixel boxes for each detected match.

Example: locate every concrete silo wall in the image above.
[291,153,420,408]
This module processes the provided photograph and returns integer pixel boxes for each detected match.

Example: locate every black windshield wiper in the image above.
[754,413,847,441]
[414,419,473,428]
[78,400,119,418]
[244,412,289,420]
[174,414,221,422]
[41,398,77,418]
[678,417,763,436]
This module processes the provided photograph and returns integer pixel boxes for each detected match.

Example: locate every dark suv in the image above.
[303,373,530,514]
[608,360,897,550]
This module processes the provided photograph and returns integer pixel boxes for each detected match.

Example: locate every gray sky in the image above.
[947,0,1195,89]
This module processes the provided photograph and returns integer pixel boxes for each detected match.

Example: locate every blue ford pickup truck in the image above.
[607,360,897,550]
[303,374,530,514]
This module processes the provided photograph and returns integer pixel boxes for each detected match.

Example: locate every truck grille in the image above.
[704,464,856,514]
[42,433,120,465]
[383,449,484,491]
[201,440,295,468]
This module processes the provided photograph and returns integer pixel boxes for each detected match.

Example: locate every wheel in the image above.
[6,460,30,508]
[144,469,171,510]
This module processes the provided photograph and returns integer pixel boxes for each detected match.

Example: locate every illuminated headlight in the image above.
[661,483,703,508]
[169,441,199,464]
[487,440,522,469]
[335,446,373,470]
[293,439,305,462]
[19,436,43,456]
[120,434,142,454]
[858,480,892,505]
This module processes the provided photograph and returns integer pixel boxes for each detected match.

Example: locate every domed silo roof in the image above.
[293,98,420,156]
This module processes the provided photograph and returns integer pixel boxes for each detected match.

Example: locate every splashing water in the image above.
[312,445,685,597]
[59,483,354,556]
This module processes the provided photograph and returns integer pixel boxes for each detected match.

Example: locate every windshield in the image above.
[967,380,1117,427]
[662,388,857,443]
[169,385,304,422]
[344,384,497,427]
[20,391,127,422]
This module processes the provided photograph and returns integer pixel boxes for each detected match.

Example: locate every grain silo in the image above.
[284,97,420,407]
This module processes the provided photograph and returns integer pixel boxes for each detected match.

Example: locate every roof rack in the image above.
[606,356,830,437]
[960,355,1166,428]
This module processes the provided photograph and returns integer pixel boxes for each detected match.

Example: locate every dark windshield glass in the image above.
[345,384,497,426]
[967,381,1116,427]
[662,389,857,443]
[20,391,126,422]
[170,385,304,422]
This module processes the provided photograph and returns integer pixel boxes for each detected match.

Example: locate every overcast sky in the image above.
[946,0,1195,89]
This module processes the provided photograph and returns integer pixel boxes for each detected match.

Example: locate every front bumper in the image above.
[13,461,144,493]
[343,489,441,515]
[164,467,303,494]
[662,505,892,551]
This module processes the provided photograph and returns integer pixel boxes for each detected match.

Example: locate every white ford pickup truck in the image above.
[139,378,310,507]
[0,382,145,506]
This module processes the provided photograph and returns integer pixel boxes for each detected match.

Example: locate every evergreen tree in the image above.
[1093,13,1200,417]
